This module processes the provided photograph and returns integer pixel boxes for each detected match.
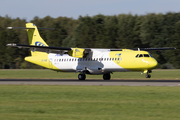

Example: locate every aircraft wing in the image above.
[7,43,91,58]
[110,47,176,51]
[131,47,176,51]
[7,43,176,58]
[7,43,176,52]
[7,43,72,54]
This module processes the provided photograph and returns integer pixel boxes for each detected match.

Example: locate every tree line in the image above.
[0,12,180,69]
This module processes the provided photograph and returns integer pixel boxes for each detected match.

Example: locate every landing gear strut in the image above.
[145,70,152,78]
[146,74,151,78]
[103,73,111,80]
[78,74,86,80]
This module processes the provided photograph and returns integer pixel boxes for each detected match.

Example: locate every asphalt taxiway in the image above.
[0,79,180,86]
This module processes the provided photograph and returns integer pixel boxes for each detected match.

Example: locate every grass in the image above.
[0,70,180,119]
[0,69,179,79]
[0,85,180,120]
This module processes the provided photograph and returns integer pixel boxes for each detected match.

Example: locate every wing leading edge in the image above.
[7,43,176,52]
[7,43,176,58]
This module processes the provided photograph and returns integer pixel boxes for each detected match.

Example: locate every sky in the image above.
[0,0,180,22]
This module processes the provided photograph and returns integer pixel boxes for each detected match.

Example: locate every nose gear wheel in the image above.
[146,73,151,78]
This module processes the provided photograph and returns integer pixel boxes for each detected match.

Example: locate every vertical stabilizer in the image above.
[26,23,48,56]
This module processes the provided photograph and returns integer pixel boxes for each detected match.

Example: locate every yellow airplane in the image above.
[7,23,176,80]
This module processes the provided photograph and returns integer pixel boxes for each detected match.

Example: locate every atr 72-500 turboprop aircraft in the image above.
[7,23,176,80]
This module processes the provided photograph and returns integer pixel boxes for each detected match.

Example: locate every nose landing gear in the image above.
[145,70,152,78]
[146,74,151,78]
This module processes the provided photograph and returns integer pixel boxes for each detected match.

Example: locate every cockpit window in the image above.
[135,54,139,57]
[149,53,153,57]
[136,53,151,58]
[139,54,143,57]
[144,54,150,57]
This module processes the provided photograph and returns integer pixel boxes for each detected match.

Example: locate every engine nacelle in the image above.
[68,48,91,58]
[68,48,84,58]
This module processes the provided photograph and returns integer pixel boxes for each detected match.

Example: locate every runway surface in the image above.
[0,79,180,86]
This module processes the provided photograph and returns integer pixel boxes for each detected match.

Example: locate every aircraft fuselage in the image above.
[25,50,158,75]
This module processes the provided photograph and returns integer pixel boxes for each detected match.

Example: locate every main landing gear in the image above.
[103,73,111,80]
[78,74,86,80]
[78,73,111,80]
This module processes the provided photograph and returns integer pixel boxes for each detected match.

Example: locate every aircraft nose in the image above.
[149,59,158,68]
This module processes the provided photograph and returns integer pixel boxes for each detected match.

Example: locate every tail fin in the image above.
[26,23,48,46]
[26,23,48,56]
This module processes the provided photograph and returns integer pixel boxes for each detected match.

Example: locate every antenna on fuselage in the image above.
[138,48,140,51]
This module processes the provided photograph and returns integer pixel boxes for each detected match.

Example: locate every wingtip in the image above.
[7,27,13,29]
[6,43,17,46]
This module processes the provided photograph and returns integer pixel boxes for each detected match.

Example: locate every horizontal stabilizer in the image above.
[7,27,54,30]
